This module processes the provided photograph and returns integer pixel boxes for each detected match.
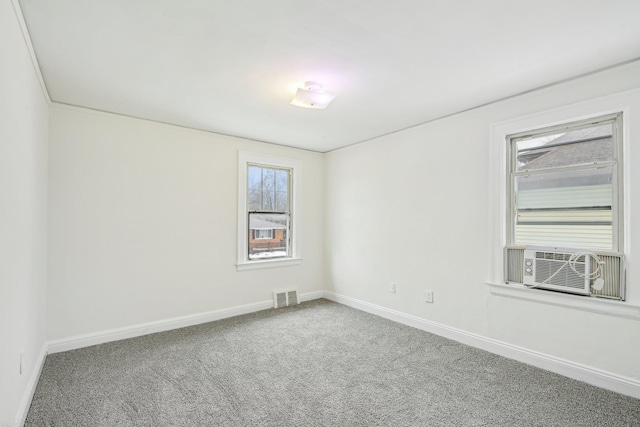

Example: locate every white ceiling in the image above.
[18,0,640,152]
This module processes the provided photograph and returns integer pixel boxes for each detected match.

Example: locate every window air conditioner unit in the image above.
[523,247,591,295]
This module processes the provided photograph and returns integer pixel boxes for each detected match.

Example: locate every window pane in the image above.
[275,191,287,212]
[515,210,612,249]
[516,123,612,172]
[516,167,612,209]
[514,166,613,250]
[247,165,289,213]
[248,213,289,259]
[260,168,275,211]
[248,166,262,190]
[248,188,262,211]
[276,169,288,191]
[515,222,612,250]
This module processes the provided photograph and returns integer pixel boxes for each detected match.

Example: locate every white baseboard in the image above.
[323,291,640,399]
[15,343,47,427]
[299,290,324,302]
[48,291,323,354]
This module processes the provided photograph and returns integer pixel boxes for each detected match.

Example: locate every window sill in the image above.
[486,282,640,321]
[236,257,302,271]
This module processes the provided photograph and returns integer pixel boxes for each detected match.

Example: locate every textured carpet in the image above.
[27,299,640,426]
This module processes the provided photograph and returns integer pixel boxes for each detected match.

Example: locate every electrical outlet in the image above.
[425,290,434,303]
[390,282,396,293]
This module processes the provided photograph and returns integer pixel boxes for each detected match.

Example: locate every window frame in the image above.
[487,88,640,318]
[505,112,624,253]
[237,151,302,271]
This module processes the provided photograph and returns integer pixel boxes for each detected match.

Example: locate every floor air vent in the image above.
[273,289,299,308]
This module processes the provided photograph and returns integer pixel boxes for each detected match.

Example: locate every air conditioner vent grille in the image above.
[590,254,623,299]
[506,248,525,283]
[535,251,585,263]
[533,257,586,289]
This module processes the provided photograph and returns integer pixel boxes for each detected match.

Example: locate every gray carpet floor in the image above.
[27,299,640,426]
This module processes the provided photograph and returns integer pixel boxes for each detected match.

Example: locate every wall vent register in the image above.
[273,289,299,308]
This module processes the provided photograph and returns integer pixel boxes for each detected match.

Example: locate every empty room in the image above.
[3,0,640,425]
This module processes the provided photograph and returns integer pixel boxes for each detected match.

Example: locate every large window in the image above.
[504,113,625,299]
[507,113,623,252]
[237,152,301,270]
[490,90,638,313]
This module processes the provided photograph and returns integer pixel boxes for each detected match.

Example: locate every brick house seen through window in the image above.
[248,208,288,260]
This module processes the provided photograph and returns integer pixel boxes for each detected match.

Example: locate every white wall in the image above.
[325,61,640,381]
[0,0,49,424]
[47,105,324,341]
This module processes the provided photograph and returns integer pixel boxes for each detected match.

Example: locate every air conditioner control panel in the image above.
[524,259,533,276]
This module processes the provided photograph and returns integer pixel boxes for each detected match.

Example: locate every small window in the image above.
[237,152,301,270]
[247,165,290,260]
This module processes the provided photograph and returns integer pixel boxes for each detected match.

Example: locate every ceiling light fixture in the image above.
[290,81,335,109]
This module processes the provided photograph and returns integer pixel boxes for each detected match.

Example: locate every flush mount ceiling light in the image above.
[290,82,335,109]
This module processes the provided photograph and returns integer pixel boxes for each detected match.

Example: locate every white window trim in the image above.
[486,282,640,320]
[488,87,640,314]
[237,151,302,271]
